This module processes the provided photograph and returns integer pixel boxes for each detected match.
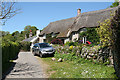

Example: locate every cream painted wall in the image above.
[64,38,70,44]
[39,37,44,43]
[72,33,79,42]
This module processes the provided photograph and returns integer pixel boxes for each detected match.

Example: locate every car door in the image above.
[36,44,40,55]
[34,44,40,55]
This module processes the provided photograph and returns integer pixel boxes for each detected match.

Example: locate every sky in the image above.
[2,2,114,33]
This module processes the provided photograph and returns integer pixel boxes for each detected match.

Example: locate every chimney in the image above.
[77,8,81,15]
[29,30,32,37]
[36,30,40,37]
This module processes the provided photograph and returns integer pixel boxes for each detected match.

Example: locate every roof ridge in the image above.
[50,17,75,23]
[81,7,118,15]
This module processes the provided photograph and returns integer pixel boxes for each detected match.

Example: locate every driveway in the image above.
[5,52,48,78]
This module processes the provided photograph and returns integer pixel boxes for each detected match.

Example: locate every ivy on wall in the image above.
[79,28,100,44]
[96,19,112,47]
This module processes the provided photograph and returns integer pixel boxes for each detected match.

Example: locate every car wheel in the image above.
[39,52,43,58]
[51,53,54,57]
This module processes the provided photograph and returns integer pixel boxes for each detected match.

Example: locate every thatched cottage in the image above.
[38,6,119,44]
[23,5,120,46]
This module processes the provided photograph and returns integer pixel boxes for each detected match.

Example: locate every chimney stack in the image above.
[77,8,81,15]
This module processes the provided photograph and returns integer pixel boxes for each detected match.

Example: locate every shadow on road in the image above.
[2,62,16,80]
[2,54,19,80]
[35,54,54,58]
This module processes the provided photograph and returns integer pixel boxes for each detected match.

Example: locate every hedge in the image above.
[2,41,20,74]
[20,41,31,51]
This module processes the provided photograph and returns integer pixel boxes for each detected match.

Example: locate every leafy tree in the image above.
[2,34,15,42]
[24,25,38,38]
[0,31,10,37]
[12,31,19,36]
[110,0,119,8]
[11,31,24,42]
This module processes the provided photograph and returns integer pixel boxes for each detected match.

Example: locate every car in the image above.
[32,43,55,57]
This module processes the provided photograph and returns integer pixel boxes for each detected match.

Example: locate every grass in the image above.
[42,57,116,78]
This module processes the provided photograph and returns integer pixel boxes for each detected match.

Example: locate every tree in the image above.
[12,31,19,36]
[110,0,119,8]
[24,25,38,38]
[0,31,10,37]
[110,7,120,78]
[0,1,21,24]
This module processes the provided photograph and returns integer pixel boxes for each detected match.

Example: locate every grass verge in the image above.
[42,57,116,78]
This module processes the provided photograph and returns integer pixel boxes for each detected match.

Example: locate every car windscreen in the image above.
[39,43,51,48]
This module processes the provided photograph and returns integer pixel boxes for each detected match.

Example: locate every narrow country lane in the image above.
[5,52,48,78]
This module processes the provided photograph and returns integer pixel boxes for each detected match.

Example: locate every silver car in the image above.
[32,43,55,57]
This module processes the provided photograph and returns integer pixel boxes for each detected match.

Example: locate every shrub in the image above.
[110,7,120,78]
[2,41,20,74]
[51,39,63,45]
[65,41,78,46]
[69,46,73,50]
[54,51,77,61]
[79,28,100,45]
[20,41,31,51]
[96,19,112,47]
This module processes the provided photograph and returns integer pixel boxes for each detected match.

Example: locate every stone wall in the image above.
[54,45,113,65]
[80,46,113,65]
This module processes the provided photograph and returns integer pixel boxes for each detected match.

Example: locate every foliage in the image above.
[96,19,112,47]
[96,7,120,78]
[69,46,73,50]
[2,41,20,74]
[54,45,82,61]
[51,38,63,45]
[79,28,100,44]
[110,7,120,78]
[54,51,78,61]
[1,25,38,42]
[20,41,31,51]
[0,31,10,37]
[24,25,38,38]
[64,41,78,46]
[45,34,56,43]
[2,34,15,42]
[110,0,119,8]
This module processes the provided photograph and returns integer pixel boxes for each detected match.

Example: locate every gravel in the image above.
[5,52,48,78]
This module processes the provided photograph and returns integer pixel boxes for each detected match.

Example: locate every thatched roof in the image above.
[40,17,75,35]
[40,6,119,38]
[71,7,118,32]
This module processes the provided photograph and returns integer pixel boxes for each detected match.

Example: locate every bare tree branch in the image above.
[0,1,21,21]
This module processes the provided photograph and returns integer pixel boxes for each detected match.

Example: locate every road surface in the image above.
[5,52,48,78]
